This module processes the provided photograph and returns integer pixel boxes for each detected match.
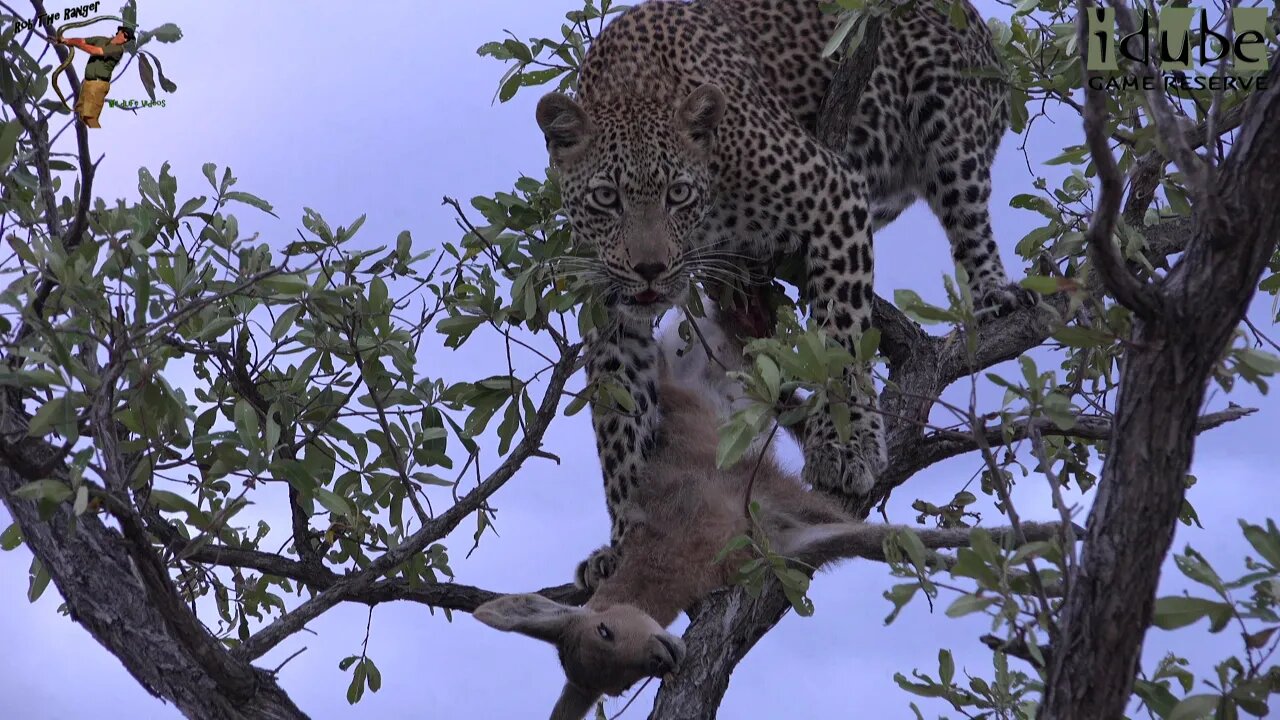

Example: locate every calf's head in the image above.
[474,594,686,720]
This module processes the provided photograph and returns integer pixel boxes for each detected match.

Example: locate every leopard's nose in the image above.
[633,262,666,281]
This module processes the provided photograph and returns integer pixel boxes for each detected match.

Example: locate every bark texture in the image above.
[1039,55,1280,719]
[0,423,310,719]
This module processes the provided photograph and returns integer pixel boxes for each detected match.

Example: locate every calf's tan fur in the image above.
[475,308,1065,720]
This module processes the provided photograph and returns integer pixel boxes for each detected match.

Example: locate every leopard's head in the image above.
[536,84,726,319]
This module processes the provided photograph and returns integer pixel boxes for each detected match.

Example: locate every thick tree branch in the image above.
[1040,56,1280,720]
[148,513,592,611]
[890,405,1256,485]
[0,414,309,719]
[1078,1,1163,321]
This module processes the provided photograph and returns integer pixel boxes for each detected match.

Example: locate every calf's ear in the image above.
[474,593,580,644]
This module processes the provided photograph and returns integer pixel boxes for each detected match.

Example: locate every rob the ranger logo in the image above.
[1087,6,1272,81]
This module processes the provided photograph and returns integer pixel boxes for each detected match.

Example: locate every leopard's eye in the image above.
[597,623,614,642]
[590,186,620,210]
[666,182,694,207]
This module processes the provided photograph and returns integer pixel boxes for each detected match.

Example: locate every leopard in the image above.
[534,0,1035,590]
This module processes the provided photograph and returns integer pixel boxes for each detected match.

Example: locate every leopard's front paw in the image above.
[975,282,1038,321]
[574,545,620,592]
[802,438,885,498]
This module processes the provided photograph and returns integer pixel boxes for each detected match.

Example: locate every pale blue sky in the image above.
[1,1,1276,718]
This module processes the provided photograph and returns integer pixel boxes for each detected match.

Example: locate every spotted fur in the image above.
[537,0,1034,589]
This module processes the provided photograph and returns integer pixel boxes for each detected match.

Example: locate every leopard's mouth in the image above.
[630,289,662,305]
[613,279,689,315]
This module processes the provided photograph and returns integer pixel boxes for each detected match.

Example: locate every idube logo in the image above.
[1086,7,1273,91]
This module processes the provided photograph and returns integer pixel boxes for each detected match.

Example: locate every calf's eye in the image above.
[597,623,613,641]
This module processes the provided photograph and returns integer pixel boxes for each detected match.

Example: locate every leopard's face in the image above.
[537,86,726,319]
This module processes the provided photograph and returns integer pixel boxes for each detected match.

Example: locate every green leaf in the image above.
[893,288,957,324]
[945,594,996,618]
[0,121,22,167]
[27,558,50,602]
[1168,694,1220,720]
[891,529,929,575]
[146,23,183,42]
[1238,349,1280,375]
[1173,549,1224,592]
[716,419,758,469]
[894,671,949,698]
[1244,626,1278,650]
[1134,679,1181,717]
[603,381,636,413]
[260,274,310,296]
[270,306,302,341]
[1044,145,1088,166]
[137,52,157,102]
[223,190,278,217]
[314,487,354,517]
[0,523,22,551]
[437,315,484,337]
[938,648,955,686]
[150,489,200,515]
[369,277,388,311]
[143,50,178,93]
[1151,596,1233,631]
[13,479,73,504]
[857,327,881,362]
[176,196,206,219]
[950,547,1000,587]
[234,399,260,448]
[882,582,919,624]
[1014,0,1040,15]
[564,391,590,417]
[195,316,238,341]
[1020,275,1061,295]
[1053,326,1112,348]
[713,535,753,564]
[498,74,521,102]
[1241,519,1280,569]
[346,659,367,704]
[755,355,781,401]
[28,396,80,437]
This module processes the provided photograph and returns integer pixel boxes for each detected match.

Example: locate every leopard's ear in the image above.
[537,92,592,164]
[675,83,726,152]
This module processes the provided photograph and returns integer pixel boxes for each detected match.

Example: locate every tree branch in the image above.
[233,345,580,661]
[1078,0,1163,321]
[0,412,310,719]
[1040,55,1280,720]
[889,405,1256,485]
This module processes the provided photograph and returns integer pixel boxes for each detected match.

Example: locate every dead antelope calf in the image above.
[476,310,1067,720]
